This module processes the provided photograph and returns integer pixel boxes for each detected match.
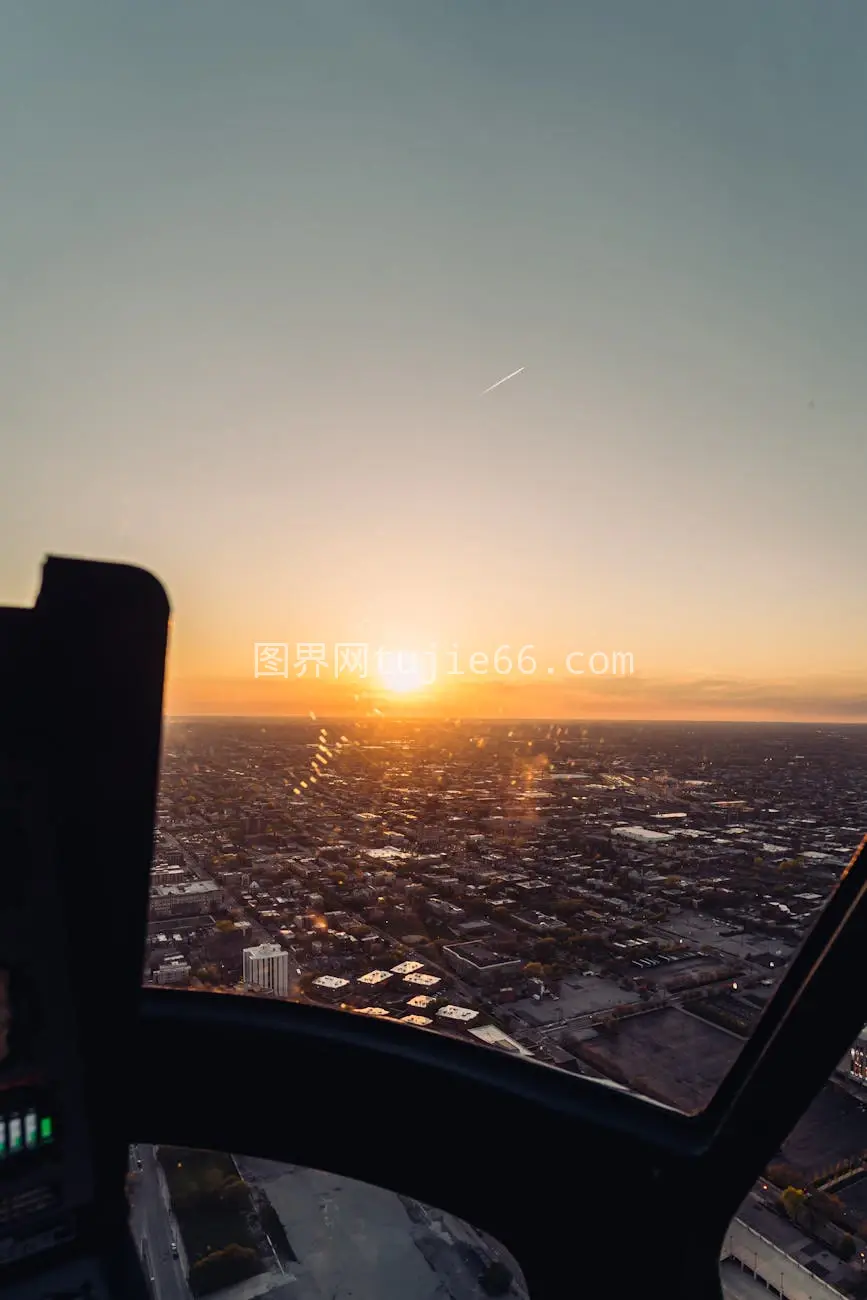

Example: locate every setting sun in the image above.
[377,651,433,694]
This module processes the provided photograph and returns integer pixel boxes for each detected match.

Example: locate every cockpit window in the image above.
[2,3,866,1113]
[149,718,867,1110]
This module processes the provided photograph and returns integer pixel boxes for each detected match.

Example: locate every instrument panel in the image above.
[0,692,93,1267]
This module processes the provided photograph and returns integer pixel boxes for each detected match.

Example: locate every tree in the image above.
[200,1168,226,1197]
[780,1186,807,1220]
[766,1160,806,1190]
[839,1234,856,1261]
[218,1177,251,1211]
[190,1244,259,1297]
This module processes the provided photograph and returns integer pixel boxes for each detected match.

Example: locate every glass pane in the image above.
[721,1026,867,1300]
[146,719,866,1110]
[128,1146,528,1299]
[2,4,866,1108]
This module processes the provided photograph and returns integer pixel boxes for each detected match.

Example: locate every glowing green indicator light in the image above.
[40,1116,53,1142]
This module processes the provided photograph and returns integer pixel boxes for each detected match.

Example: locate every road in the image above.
[127,1146,189,1300]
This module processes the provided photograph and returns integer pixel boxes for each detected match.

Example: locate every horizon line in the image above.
[164,713,867,726]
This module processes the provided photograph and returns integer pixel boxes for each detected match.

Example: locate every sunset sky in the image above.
[2,2,867,721]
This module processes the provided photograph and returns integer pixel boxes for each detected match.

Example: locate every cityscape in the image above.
[129,717,867,1300]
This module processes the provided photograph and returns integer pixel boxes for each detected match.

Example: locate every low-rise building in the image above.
[153,958,191,985]
[406,994,437,1010]
[442,942,522,985]
[357,970,393,988]
[150,880,223,918]
[436,1004,479,1028]
[311,975,350,1000]
[403,972,441,990]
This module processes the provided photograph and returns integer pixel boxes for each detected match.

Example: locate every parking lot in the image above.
[782,1085,867,1176]
[573,1005,743,1110]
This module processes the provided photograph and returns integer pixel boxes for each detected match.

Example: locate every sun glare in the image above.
[378,653,431,694]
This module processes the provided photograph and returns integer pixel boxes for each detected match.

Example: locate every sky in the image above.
[2,1,866,721]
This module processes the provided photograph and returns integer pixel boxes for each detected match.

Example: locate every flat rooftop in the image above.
[514,975,639,1028]
[152,880,221,896]
[244,943,285,959]
[444,941,519,969]
[437,1005,479,1023]
[612,826,674,844]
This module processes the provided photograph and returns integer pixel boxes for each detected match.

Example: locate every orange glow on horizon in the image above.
[163,670,867,725]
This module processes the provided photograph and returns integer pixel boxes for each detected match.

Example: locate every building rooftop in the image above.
[244,943,285,959]
[468,1024,532,1056]
[151,880,221,897]
[444,941,519,969]
[611,826,675,844]
[312,975,350,990]
[436,1005,479,1022]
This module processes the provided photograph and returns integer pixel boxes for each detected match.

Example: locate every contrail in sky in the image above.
[481,366,525,395]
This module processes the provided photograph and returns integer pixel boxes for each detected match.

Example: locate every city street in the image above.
[128,1146,189,1300]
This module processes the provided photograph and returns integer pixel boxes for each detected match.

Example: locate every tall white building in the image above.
[243,943,289,998]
